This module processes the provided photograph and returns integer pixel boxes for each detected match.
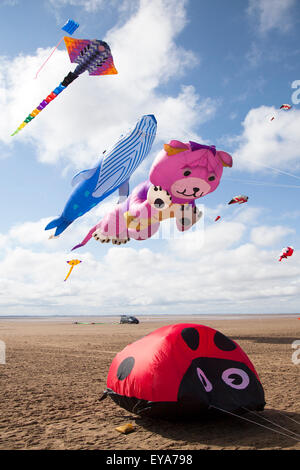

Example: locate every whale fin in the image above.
[71,167,98,187]
[45,216,72,236]
[117,179,129,204]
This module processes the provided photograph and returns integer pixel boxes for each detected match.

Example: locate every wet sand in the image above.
[0,315,299,450]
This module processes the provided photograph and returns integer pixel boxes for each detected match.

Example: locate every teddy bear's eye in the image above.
[208,175,215,181]
[183,170,191,176]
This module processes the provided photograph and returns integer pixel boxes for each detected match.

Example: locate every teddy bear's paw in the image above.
[93,229,110,243]
[93,229,130,245]
[147,185,172,211]
[191,205,203,223]
[112,236,130,245]
[176,204,202,231]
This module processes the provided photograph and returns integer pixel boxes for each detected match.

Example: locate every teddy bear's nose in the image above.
[193,187,199,193]
[154,198,165,208]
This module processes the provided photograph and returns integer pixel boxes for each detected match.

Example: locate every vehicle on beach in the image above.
[120,315,139,324]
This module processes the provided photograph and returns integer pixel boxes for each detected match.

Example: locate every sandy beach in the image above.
[0,315,299,450]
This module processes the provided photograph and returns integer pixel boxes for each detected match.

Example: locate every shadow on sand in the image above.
[231,336,298,345]
[133,408,300,449]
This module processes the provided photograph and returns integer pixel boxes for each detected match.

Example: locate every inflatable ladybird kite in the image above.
[100,324,265,419]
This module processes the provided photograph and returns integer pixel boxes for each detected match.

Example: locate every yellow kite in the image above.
[64,259,82,281]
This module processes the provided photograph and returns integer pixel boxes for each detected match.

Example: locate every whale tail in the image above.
[45,216,72,236]
[71,224,98,251]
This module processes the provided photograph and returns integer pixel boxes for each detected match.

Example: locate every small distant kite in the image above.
[279,104,292,110]
[12,36,117,136]
[215,216,221,222]
[64,259,82,281]
[270,104,292,121]
[228,195,248,205]
[278,247,294,262]
[35,19,79,79]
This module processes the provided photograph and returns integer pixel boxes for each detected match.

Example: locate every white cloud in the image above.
[48,0,106,12]
[0,234,8,249]
[5,199,116,251]
[250,225,295,246]
[233,207,264,225]
[0,0,213,169]
[1,206,299,316]
[169,220,246,257]
[9,218,58,246]
[230,106,300,173]
[0,0,299,316]
[247,0,296,34]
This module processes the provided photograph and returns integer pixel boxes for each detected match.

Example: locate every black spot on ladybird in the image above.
[214,331,236,351]
[181,327,199,350]
[117,357,135,380]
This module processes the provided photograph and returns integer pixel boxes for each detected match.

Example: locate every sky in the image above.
[0,0,300,316]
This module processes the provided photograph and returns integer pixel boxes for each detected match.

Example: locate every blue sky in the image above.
[0,0,300,316]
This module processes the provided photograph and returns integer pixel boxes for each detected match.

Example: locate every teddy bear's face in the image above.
[169,164,218,200]
[149,144,228,204]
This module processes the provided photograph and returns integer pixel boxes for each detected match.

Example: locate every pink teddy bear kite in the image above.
[72,140,233,249]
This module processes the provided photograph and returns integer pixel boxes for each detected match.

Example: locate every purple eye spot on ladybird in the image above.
[197,368,213,392]
[222,368,250,389]
[117,357,135,380]
[181,327,199,350]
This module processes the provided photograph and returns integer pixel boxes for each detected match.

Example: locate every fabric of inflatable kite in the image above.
[100,324,265,419]
[270,104,292,121]
[228,195,248,205]
[45,114,157,237]
[62,19,79,35]
[72,140,233,249]
[64,259,81,281]
[280,104,292,110]
[279,246,294,262]
[12,36,117,135]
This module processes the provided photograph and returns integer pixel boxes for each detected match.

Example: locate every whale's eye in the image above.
[208,175,216,181]
[183,170,191,176]
[222,368,250,389]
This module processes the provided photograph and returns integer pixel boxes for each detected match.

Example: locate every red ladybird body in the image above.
[104,324,265,419]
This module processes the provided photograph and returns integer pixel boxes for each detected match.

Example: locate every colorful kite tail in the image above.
[11,71,78,136]
[71,224,99,251]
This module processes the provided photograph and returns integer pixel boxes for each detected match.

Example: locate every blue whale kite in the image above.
[45,114,157,237]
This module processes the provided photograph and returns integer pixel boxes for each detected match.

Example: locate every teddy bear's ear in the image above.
[164,140,189,156]
[216,150,233,168]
